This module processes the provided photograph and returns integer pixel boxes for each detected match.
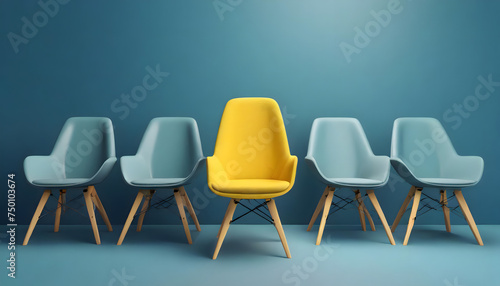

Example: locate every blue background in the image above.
[1,0,499,226]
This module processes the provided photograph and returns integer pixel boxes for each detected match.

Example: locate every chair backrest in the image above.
[51,117,115,179]
[307,118,375,178]
[136,117,204,179]
[391,118,457,178]
[213,98,292,180]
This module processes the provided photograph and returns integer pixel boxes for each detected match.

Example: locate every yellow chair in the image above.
[208,97,297,259]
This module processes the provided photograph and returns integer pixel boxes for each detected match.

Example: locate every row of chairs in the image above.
[23,98,483,259]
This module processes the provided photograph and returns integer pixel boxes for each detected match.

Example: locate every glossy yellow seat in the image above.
[208,97,297,259]
[213,179,290,195]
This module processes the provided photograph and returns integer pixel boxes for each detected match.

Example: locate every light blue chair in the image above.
[390,117,484,245]
[305,118,395,245]
[23,117,116,245]
[117,117,205,245]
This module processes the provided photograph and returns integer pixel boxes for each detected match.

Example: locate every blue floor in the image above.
[1,224,499,286]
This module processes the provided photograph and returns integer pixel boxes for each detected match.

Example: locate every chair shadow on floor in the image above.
[307,225,393,245]
[21,225,113,246]
[392,227,480,246]
[194,226,285,259]
[197,238,284,259]
[306,225,484,246]
[114,225,201,245]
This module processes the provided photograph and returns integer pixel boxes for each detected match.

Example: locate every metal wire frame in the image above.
[324,188,465,222]
[326,190,363,219]
[230,200,274,224]
[130,191,193,223]
[413,192,462,218]
[133,193,178,218]
[38,190,87,220]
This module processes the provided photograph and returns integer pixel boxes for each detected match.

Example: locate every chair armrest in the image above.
[207,156,230,190]
[87,157,117,185]
[183,157,206,184]
[278,156,298,185]
[24,155,64,183]
[442,155,484,183]
[120,155,149,184]
[360,155,390,183]
[304,155,331,185]
[390,157,422,186]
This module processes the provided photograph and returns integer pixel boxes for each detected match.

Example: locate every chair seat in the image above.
[130,178,187,187]
[213,179,290,194]
[31,178,90,187]
[325,177,386,188]
[418,178,477,187]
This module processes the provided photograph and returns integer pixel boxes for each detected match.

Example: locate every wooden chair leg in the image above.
[440,189,451,232]
[117,191,145,245]
[83,188,101,245]
[403,188,422,245]
[217,200,240,238]
[391,186,416,233]
[213,199,239,259]
[363,204,376,231]
[23,190,51,245]
[217,201,234,238]
[180,186,201,232]
[89,186,113,232]
[354,190,367,231]
[366,190,396,245]
[267,199,291,258]
[454,190,483,246]
[307,186,330,231]
[137,190,155,232]
[54,189,65,232]
[353,190,375,231]
[174,189,192,244]
[316,188,334,245]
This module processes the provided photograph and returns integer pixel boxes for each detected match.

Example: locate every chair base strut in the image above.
[307,187,395,246]
[23,186,112,246]
[117,186,200,245]
[391,186,483,246]
[213,198,291,260]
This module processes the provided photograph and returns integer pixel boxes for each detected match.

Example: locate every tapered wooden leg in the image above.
[117,191,145,245]
[54,189,65,232]
[180,186,201,232]
[403,188,422,245]
[366,190,396,245]
[391,186,416,233]
[23,190,51,245]
[354,190,375,231]
[267,199,291,258]
[89,186,113,232]
[137,190,155,232]
[174,189,192,244]
[440,190,451,232]
[354,190,367,231]
[363,204,376,231]
[83,188,101,245]
[213,199,238,259]
[307,186,330,231]
[217,200,240,238]
[217,203,232,238]
[316,188,334,245]
[454,190,483,246]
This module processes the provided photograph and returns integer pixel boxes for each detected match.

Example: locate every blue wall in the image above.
[1,0,499,225]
